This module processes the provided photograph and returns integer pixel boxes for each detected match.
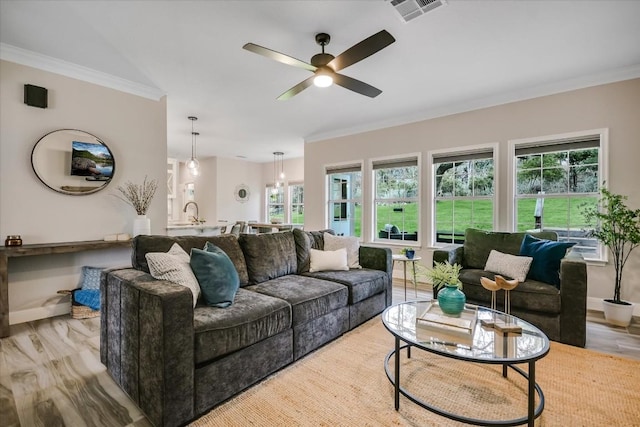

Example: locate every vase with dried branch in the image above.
[116,176,158,215]
[115,176,158,236]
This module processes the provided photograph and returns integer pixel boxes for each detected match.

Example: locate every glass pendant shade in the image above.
[186,157,199,170]
[187,116,201,175]
[272,151,285,191]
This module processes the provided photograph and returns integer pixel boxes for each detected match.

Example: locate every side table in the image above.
[392,254,422,300]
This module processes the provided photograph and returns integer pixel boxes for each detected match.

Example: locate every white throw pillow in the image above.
[309,248,349,272]
[484,250,533,282]
[145,243,200,307]
[323,233,361,269]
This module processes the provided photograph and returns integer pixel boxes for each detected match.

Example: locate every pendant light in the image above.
[186,116,200,175]
[272,151,285,194]
[272,151,285,193]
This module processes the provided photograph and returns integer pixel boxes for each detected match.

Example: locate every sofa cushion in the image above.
[484,250,533,282]
[193,288,291,364]
[309,248,349,272]
[239,232,297,284]
[459,268,561,314]
[146,243,200,307]
[520,234,576,288]
[323,232,361,269]
[304,268,388,305]
[246,275,348,326]
[292,228,335,274]
[190,243,240,308]
[463,228,557,269]
[132,234,249,286]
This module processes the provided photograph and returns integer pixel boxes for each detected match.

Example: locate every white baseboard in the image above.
[9,303,70,325]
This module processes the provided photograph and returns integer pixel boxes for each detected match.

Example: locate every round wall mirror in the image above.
[235,184,250,203]
[31,129,115,195]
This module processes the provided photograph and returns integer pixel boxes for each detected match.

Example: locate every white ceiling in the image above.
[1,1,639,163]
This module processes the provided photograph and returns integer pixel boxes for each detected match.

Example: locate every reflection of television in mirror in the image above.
[70,140,114,179]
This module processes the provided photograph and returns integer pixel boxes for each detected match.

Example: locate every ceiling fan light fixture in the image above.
[313,68,333,88]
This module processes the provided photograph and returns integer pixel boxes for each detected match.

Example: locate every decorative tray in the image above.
[415,302,478,345]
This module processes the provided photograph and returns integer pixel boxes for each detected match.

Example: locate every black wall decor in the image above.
[24,84,48,108]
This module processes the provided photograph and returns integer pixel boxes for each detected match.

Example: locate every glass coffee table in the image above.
[382,301,550,427]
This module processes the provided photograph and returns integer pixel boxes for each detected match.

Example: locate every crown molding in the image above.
[305,63,640,143]
[0,43,165,101]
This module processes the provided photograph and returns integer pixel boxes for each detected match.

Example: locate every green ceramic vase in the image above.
[437,283,466,316]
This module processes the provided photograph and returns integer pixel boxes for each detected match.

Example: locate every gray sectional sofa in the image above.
[100,229,392,426]
[433,228,587,347]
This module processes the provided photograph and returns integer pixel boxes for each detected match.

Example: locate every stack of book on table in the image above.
[415,302,478,346]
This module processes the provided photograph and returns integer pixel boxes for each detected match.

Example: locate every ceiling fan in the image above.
[243,30,395,100]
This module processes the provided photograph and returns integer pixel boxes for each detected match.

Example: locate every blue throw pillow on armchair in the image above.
[519,234,576,288]
[190,242,240,308]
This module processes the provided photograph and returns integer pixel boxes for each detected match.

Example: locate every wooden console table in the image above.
[0,240,132,338]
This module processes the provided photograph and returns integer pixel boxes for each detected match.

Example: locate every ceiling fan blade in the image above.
[333,73,382,98]
[277,76,315,100]
[243,43,317,72]
[328,30,395,72]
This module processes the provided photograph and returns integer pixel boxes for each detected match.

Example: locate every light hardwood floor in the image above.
[1,281,638,427]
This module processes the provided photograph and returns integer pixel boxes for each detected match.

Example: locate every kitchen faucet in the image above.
[183,201,200,223]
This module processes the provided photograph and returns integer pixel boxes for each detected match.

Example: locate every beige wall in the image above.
[0,60,167,324]
[304,78,640,309]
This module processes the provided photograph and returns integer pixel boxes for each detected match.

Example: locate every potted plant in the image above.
[422,261,465,316]
[582,187,640,327]
[400,247,415,259]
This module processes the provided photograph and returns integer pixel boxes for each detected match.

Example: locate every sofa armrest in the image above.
[559,252,588,347]
[359,246,393,305]
[101,268,195,426]
[433,244,464,266]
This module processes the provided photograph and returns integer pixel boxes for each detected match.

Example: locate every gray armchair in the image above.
[433,228,587,347]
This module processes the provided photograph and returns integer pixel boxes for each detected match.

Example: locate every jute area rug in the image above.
[191,318,640,426]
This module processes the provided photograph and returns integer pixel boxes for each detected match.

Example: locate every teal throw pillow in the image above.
[190,243,240,308]
[519,234,576,288]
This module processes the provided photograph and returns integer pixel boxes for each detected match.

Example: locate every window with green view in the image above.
[373,157,419,243]
[266,184,284,223]
[289,183,304,225]
[514,134,603,260]
[433,148,495,244]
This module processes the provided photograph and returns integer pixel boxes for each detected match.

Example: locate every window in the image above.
[289,183,304,225]
[432,148,495,244]
[266,184,284,223]
[326,164,362,237]
[513,131,604,260]
[373,156,419,243]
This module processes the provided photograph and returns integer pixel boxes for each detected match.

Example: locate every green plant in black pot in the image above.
[582,187,640,326]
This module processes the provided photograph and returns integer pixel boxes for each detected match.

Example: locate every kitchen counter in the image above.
[166,222,228,236]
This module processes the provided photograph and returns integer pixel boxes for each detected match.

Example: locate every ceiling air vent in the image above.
[387,0,447,23]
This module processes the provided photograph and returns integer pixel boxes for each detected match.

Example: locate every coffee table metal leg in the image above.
[395,336,400,410]
[528,361,535,427]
